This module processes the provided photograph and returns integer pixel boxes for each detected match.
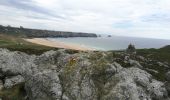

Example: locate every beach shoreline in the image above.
[24,38,95,51]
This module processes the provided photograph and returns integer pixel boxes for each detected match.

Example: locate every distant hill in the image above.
[0,25,97,38]
[160,45,170,50]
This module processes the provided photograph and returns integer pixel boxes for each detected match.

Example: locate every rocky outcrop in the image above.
[0,49,169,100]
[126,44,136,54]
[104,67,168,100]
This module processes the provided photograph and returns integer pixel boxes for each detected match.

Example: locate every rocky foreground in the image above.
[0,49,170,100]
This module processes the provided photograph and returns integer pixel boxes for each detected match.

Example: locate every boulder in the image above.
[137,56,145,61]
[0,49,32,76]
[25,71,62,100]
[102,67,168,100]
[129,59,143,68]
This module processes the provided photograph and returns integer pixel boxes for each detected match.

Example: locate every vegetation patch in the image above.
[0,83,26,100]
[0,34,58,55]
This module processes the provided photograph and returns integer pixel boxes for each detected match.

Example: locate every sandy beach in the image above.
[24,38,95,51]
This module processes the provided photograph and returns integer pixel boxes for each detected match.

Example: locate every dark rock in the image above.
[126,44,136,54]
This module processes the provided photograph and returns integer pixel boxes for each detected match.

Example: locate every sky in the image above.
[0,0,170,39]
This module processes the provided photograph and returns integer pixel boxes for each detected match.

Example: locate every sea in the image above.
[47,36,170,51]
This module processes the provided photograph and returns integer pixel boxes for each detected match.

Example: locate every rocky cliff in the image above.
[0,25,97,38]
[0,49,170,100]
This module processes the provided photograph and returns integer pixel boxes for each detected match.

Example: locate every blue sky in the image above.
[0,0,170,39]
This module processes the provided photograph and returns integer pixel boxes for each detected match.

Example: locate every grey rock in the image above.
[0,49,169,100]
[113,62,123,72]
[124,56,130,61]
[146,68,159,74]
[105,63,117,74]
[25,71,62,100]
[0,49,33,76]
[129,59,143,68]
[137,56,145,61]
[148,79,168,100]
[4,75,25,89]
[103,67,168,100]
[157,62,169,68]
[158,62,164,66]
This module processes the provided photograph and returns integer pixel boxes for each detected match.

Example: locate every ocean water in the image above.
[47,36,170,51]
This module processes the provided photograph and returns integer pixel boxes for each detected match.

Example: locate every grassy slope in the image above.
[136,47,170,81]
[0,34,59,55]
[137,47,170,64]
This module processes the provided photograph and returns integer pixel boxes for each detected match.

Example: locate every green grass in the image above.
[136,48,170,81]
[108,47,170,82]
[0,34,58,55]
[137,48,170,63]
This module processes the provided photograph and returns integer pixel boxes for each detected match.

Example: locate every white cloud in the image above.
[0,0,170,39]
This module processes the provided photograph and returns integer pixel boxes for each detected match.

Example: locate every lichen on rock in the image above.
[0,49,169,100]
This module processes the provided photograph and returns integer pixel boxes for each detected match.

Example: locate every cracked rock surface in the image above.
[0,49,169,100]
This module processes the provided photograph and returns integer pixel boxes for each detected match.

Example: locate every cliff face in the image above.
[0,49,170,100]
[0,25,97,38]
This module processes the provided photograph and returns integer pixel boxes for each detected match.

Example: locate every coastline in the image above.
[24,38,95,51]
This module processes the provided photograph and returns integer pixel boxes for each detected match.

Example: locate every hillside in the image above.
[137,46,170,64]
[0,25,97,38]
[0,34,59,55]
